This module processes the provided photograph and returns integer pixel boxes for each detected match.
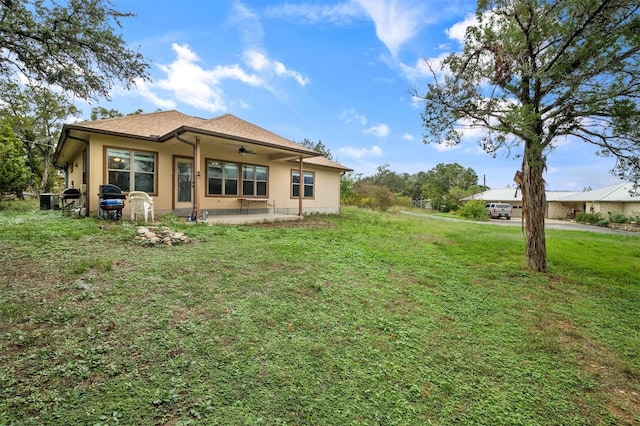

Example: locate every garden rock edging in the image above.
[135,226,191,246]
[608,222,640,233]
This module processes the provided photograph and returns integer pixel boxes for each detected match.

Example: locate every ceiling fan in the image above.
[238,146,257,155]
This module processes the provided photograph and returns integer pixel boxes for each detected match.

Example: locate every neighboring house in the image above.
[53,110,352,219]
[466,188,578,218]
[549,182,640,218]
[466,182,640,219]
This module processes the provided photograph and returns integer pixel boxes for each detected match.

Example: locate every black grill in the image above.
[60,188,81,216]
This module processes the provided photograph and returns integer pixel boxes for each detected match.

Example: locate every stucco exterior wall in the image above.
[73,133,343,218]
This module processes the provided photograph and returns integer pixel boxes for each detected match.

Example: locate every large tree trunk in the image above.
[522,143,548,272]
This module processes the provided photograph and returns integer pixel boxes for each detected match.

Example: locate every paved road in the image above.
[401,211,639,236]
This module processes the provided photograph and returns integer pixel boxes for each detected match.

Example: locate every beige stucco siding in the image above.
[74,133,343,217]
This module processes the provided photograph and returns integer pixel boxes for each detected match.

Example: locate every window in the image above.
[106,148,156,193]
[242,165,268,197]
[292,170,314,198]
[207,161,238,195]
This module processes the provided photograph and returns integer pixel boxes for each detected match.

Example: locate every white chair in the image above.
[128,191,154,223]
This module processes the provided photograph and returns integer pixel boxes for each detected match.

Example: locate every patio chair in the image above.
[128,191,154,223]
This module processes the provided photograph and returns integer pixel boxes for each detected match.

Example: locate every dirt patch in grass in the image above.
[253,218,334,229]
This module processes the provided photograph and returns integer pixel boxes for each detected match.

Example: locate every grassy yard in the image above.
[0,204,638,425]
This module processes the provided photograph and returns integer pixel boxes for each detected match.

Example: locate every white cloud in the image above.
[243,50,309,86]
[134,79,176,110]
[339,108,368,125]
[153,43,262,112]
[339,145,383,159]
[446,13,477,44]
[265,2,363,24]
[354,0,425,57]
[401,133,414,141]
[364,123,390,138]
[400,52,449,82]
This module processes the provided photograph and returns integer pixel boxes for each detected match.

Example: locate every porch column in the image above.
[298,156,303,216]
[194,137,201,220]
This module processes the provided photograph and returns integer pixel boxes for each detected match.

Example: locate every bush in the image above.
[607,212,629,224]
[597,220,610,227]
[575,212,602,224]
[458,200,487,220]
[348,183,396,211]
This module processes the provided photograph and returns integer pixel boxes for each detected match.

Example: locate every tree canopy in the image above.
[415,0,640,272]
[0,0,150,101]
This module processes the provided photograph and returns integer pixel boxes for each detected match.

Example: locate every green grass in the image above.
[0,205,638,425]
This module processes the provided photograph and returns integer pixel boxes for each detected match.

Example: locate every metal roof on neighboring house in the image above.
[466,188,580,202]
[556,182,639,202]
[465,183,639,203]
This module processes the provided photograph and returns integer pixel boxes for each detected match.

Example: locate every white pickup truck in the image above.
[485,203,512,220]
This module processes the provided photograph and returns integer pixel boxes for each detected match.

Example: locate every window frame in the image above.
[241,164,269,197]
[205,159,239,196]
[291,169,315,199]
[105,146,157,194]
[205,159,269,198]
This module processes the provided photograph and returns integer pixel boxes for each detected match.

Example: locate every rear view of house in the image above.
[53,110,351,219]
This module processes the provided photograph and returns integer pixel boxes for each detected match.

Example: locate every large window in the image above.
[242,165,268,197]
[292,170,314,198]
[106,148,156,193]
[207,161,238,195]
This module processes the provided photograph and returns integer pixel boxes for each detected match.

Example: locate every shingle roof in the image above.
[71,110,208,138]
[61,110,355,171]
[302,155,353,171]
[197,114,312,153]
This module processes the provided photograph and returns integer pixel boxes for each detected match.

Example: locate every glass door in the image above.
[174,158,193,209]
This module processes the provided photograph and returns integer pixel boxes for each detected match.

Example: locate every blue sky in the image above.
[85,0,625,191]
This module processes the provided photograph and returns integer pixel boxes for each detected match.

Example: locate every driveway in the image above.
[400,211,638,236]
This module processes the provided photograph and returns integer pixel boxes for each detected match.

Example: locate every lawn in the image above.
[0,205,638,425]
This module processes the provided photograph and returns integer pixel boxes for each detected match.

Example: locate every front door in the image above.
[174,157,193,211]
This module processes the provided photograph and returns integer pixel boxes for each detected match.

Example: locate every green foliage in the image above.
[298,138,334,160]
[458,200,487,219]
[0,0,150,101]
[415,0,640,270]
[608,212,629,224]
[575,212,602,224]
[349,182,396,211]
[0,82,79,193]
[0,125,32,197]
[421,163,479,211]
[0,207,638,424]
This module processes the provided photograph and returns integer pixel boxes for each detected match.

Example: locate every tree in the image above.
[415,0,640,272]
[0,81,80,193]
[362,164,407,194]
[299,138,334,160]
[421,163,479,211]
[0,124,31,197]
[0,0,150,101]
[90,107,144,120]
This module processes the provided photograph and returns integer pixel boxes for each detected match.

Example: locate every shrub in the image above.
[607,212,629,224]
[575,211,602,224]
[458,200,487,220]
[597,219,610,227]
[350,183,396,211]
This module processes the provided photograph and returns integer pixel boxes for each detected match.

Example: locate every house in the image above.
[466,182,640,219]
[466,188,581,218]
[53,110,352,219]
[549,182,640,218]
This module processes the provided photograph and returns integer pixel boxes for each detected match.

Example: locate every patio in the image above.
[195,213,303,225]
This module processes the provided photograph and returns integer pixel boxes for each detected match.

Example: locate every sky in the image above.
[82,0,626,191]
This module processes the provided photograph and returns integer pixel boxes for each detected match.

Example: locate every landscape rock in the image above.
[135,226,191,246]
